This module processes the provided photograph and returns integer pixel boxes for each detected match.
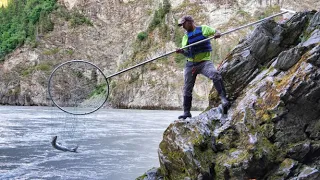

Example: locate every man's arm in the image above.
[176,34,190,56]
[202,25,221,39]
[176,48,190,57]
[213,30,221,39]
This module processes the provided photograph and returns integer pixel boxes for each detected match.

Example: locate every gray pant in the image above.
[183,60,221,97]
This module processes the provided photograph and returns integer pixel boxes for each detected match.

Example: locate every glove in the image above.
[176,49,184,54]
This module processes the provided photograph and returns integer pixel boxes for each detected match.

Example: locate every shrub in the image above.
[69,10,93,27]
[148,0,171,32]
[137,32,148,41]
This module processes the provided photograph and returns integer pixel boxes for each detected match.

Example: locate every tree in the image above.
[0,0,57,60]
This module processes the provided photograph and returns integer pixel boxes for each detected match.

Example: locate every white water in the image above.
[0,106,200,180]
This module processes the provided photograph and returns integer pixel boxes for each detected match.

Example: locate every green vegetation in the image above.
[0,0,93,61]
[135,173,147,180]
[122,0,172,84]
[73,70,83,78]
[43,47,60,55]
[137,31,148,41]
[148,0,171,31]
[0,0,57,61]
[21,63,51,77]
[90,83,107,97]
[134,0,171,42]
[55,6,93,27]
[128,72,140,84]
[159,140,189,179]
[64,49,74,55]
[7,86,21,95]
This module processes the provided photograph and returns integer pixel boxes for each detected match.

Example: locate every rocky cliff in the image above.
[138,10,320,180]
[2,0,318,109]
[0,0,159,106]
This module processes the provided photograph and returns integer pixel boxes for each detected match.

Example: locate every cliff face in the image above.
[0,0,319,110]
[141,10,320,180]
[2,0,316,109]
[0,0,157,106]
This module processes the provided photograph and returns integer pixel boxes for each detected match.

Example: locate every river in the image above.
[0,106,201,180]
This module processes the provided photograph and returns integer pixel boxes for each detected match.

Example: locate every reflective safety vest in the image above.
[186,26,212,58]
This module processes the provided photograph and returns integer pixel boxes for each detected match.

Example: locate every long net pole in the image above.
[107,11,290,79]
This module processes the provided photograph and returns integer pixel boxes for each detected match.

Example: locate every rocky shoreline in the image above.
[138,10,320,180]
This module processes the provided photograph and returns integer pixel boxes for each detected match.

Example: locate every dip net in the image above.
[48,60,109,115]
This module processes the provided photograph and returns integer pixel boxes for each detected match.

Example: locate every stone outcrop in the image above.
[139,10,320,180]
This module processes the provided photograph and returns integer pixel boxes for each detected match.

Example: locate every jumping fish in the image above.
[51,136,78,153]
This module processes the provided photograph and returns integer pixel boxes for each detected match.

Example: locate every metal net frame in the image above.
[48,60,109,115]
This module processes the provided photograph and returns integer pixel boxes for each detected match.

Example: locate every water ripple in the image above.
[0,106,200,179]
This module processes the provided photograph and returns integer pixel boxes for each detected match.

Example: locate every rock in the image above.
[267,158,298,180]
[216,12,312,103]
[301,29,320,47]
[306,45,320,67]
[296,166,320,180]
[1,1,318,110]
[158,106,228,179]
[306,11,320,33]
[286,141,311,161]
[156,10,320,180]
[305,120,320,140]
[275,47,307,71]
[136,167,163,180]
[281,12,309,46]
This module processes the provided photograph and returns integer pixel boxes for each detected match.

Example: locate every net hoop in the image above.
[48,60,109,115]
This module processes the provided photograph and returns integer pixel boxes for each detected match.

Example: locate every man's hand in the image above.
[176,49,184,54]
[213,32,221,39]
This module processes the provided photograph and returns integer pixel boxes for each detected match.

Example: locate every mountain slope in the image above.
[0,0,319,109]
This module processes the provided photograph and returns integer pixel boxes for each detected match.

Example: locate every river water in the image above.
[0,106,200,180]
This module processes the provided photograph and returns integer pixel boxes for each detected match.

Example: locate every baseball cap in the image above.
[178,15,194,26]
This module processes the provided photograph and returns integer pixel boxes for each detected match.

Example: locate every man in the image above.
[176,15,230,119]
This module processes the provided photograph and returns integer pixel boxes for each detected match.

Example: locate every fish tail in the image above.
[72,146,78,152]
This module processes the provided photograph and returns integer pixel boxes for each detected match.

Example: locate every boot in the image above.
[213,79,230,114]
[178,96,192,119]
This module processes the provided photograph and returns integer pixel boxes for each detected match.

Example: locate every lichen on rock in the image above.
[146,10,320,180]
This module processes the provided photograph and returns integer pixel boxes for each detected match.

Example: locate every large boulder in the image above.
[154,10,320,180]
